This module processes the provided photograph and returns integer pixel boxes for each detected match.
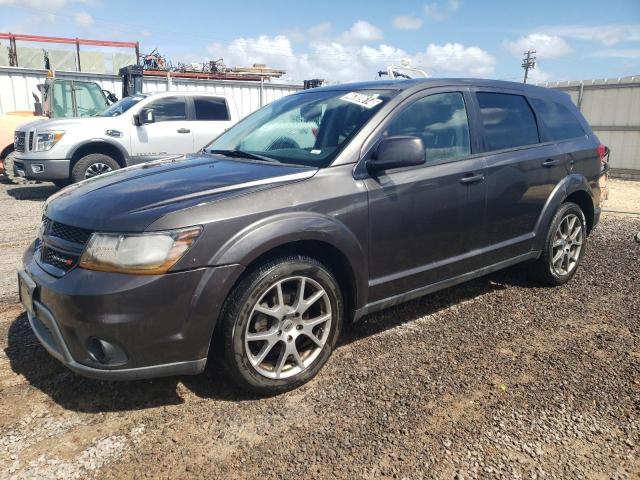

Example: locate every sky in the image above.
[0,0,639,84]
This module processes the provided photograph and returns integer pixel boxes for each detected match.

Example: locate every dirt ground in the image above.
[0,178,638,479]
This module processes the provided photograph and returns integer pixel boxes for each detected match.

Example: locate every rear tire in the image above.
[219,255,343,395]
[71,154,119,183]
[529,202,587,286]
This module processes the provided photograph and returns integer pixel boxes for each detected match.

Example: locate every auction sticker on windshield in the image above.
[340,92,383,109]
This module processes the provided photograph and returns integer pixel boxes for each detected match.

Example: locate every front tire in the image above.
[530,202,587,286]
[220,255,343,395]
[2,152,34,184]
[71,154,119,183]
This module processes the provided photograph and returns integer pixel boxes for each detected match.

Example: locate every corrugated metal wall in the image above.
[0,67,302,119]
[538,76,640,175]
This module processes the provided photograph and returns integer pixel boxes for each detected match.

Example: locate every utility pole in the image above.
[522,50,536,84]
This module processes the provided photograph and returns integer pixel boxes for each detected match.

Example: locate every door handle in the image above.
[542,159,560,167]
[460,173,485,184]
[177,128,190,134]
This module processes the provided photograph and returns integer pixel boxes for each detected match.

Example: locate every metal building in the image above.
[538,76,640,178]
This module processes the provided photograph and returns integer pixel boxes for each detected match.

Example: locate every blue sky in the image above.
[0,0,638,83]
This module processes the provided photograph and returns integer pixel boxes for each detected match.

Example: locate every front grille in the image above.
[29,131,34,151]
[41,246,78,272]
[49,221,93,245]
[14,131,25,153]
[38,216,93,274]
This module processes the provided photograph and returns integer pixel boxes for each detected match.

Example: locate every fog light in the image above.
[87,337,128,365]
[31,164,44,173]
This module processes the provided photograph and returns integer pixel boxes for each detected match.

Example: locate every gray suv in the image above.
[19,79,606,394]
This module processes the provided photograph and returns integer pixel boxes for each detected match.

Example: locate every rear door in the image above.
[187,96,235,150]
[365,88,487,302]
[475,89,566,263]
[130,96,194,162]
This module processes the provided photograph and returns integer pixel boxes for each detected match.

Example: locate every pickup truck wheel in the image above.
[529,202,587,286]
[71,154,120,183]
[2,152,35,185]
[220,255,343,395]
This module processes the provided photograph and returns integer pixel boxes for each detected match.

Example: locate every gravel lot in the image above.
[0,178,638,479]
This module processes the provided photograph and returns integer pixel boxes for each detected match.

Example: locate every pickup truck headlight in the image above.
[35,131,65,151]
[78,227,202,274]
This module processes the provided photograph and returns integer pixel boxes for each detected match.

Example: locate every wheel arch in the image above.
[533,174,595,251]
[211,212,368,317]
[68,140,128,171]
[1,143,14,160]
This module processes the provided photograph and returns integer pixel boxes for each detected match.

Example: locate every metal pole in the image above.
[260,76,264,107]
[75,38,81,72]
[577,82,584,111]
[9,33,17,67]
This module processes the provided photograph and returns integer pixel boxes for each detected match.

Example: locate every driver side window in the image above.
[385,92,471,166]
[145,96,187,122]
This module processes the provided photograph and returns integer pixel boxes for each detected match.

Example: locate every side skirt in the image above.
[353,251,540,321]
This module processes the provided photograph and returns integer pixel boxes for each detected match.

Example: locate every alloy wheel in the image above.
[550,213,583,276]
[84,162,113,179]
[244,276,332,379]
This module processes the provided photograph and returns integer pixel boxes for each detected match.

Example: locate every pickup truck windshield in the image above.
[205,89,397,167]
[98,95,146,117]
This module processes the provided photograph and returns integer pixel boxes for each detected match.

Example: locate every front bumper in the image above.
[14,157,70,180]
[21,243,244,381]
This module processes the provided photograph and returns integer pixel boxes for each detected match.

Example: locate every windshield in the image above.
[205,89,397,167]
[98,95,145,117]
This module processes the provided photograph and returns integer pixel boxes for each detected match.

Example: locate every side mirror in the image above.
[367,136,425,173]
[137,108,155,125]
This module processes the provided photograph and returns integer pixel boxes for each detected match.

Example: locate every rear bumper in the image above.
[14,158,70,180]
[22,242,244,380]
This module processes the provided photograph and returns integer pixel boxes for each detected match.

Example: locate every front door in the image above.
[365,89,487,303]
[130,96,194,163]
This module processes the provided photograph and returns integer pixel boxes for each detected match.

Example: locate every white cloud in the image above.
[424,0,460,21]
[337,20,384,44]
[526,67,551,83]
[592,48,640,59]
[207,28,496,83]
[504,33,573,59]
[73,11,94,27]
[393,14,423,30]
[537,24,640,46]
[416,43,496,76]
[308,22,332,40]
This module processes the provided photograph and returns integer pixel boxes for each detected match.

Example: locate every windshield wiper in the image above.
[207,149,279,163]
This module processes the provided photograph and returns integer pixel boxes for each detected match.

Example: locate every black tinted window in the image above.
[147,96,186,122]
[530,97,585,141]
[194,96,230,121]
[386,92,471,165]
[477,92,539,151]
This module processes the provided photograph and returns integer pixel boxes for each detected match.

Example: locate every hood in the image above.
[44,153,316,232]
[17,116,114,132]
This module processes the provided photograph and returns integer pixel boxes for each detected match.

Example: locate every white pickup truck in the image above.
[13,92,239,186]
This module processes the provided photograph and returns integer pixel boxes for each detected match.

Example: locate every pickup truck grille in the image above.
[14,131,26,153]
[29,131,35,151]
[37,216,94,274]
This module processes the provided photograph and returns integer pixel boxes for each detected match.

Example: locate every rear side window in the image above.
[147,96,186,122]
[530,97,585,141]
[194,96,230,121]
[476,92,539,151]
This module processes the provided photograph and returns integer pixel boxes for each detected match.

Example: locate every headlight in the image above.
[34,131,65,151]
[78,227,202,275]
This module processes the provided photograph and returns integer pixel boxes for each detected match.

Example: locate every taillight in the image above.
[596,143,606,160]
[597,143,609,175]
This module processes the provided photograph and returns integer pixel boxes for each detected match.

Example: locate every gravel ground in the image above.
[0,179,638,479]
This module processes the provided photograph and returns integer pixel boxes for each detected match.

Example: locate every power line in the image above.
[521,50,536,84]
